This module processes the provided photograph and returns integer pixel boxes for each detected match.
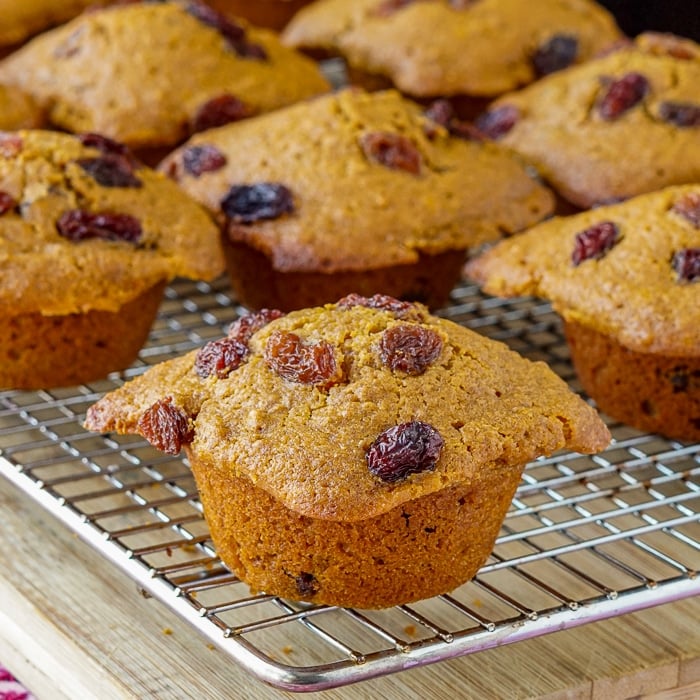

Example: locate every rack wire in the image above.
[0,276,698,692]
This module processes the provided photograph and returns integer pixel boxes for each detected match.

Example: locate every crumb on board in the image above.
[282,646,294,655]
[162,627,173,635]
[404,625,417,637]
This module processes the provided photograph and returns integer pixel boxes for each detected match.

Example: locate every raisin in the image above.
[380,325,443,375]
[56,210,142,243]
[366,421,444,483]
[597,72,649,120]
[658,101,700,128]
[195,337,249,378]
[639,32,698,60]
[337,293,421,319]
[137,398,194,455]
[572,221,620,266]
[666,365,700,393]
[0,191,17,215]
[264,330,343,388]
[228,308,285,344]
[424,100,483,141]
[474,105,520,139]
[0,134,22,157]
[78,132,135,161]
[192,94,252,133]
[532,34,578,77]
[360,132,422,174]
[76,155,142,188]
[295,572,319,597]
[181,144,227,177]
[672,248,700,282]
[672,192,700,227]
[221,183,294,224]
[373,0,413,16]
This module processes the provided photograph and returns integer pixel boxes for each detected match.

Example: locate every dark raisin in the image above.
[78,132,135,160]
[0,191,17,215]
[474,105,520,139]
[337,293,421,319]
[195,337,249,379]
[665,365,699,393]
[658,101,700,128]
[359,132,422,174]
[295,572,319,597]
[192,94,252,133]
[424,100,484,141]
[0,134,22,157]
[597,72,649,120]
[228,308,285,344]
[672,192,700,227]
[182,144,227,177]
[137,398,194,455]
[76,155,142,188]
[572,221,620,266]
[56,210,142,243]
[373,0,413,16]
[380,325,443,375]
[221,183,294,224]
[366,421,444,483]
[264,330,343,388]
[532,34,578,77]
[672,248,700,282]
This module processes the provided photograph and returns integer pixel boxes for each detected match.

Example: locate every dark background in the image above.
[598,1,700,41]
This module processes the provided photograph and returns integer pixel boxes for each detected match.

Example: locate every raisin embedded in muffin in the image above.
[84,295,610,608]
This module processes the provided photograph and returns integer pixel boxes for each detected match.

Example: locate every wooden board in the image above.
[1,476,699,700]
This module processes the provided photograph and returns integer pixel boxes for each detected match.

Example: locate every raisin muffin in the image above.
[160,88,555,310]
[0,1,330,159]
[283,0,622,114]
[0,84,44,129]
[465,185,700,441]
[0,130,224,390]
[85,295,610,608]
[475,33,700,209]
[207,0,313,30]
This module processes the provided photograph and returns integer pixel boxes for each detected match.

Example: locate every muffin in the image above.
[84,295,610,608]
[465,185,700,441]
[475,32,700,209]
[160,88,555,310]
[0,1,330,159]
[207,0,313,31]
[0,130,224,390]
[0,83,44,129]
[283,0,622,114]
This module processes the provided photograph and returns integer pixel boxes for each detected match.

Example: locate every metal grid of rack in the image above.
[1,276,698,692]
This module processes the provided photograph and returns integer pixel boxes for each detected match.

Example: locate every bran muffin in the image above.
[283,0,622,112]
[465,185,700,441]
[160,88,555,310]
[0,130,224,389]
[0,84,44,129]
[0,1,330,157]
[84,295,610,608]
[207,0,313,31]
[475,33,700,209]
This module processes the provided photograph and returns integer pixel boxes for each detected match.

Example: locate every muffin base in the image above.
[2,282,166,390]
[189,452,525,609]
[564,321,700,441]
[224,239,466,311]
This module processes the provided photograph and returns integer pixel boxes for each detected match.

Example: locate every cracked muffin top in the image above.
[476,33,700,208]
[283,0,622,99]
[85,295,610,521]
[0,1,330,149]
[0,83,44,129]
[160,88,555,273]
[0,130,224,317]
[465,185,700,357]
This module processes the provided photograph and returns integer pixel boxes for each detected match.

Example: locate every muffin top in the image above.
[478,33,700,208]
[0,83,44,129]
[85,295,610,521]
[0,1,330,149]
[0,130,224,316]
[283,0,622,98]
[465,185,700,357]
[160,88,554,273]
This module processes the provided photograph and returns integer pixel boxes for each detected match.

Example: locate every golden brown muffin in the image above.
[207,0,313,31]
[84,296,610,608]
[0,130,224,389]
[160,88,555,310]
[0,1,330,155]
[465,185,700,441]
[283,0,622,104]
[0,83,44,129]
[475,33,700,209]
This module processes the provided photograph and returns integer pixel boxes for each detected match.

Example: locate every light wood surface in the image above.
[1,477,699,700]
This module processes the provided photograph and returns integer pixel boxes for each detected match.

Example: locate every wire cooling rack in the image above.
[0,276,698,692]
